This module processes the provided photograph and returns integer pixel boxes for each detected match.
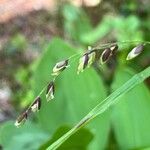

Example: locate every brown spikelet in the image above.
[46,81,55,101]
[100,48,112,64]
[15,111,28,127]
[30,96,41,112]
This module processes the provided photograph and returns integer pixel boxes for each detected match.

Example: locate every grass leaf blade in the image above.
[47,66,150,150]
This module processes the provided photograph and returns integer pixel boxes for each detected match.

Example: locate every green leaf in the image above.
[32,38,109,149]
[140,148,150,150]
[113,15,143,42]
[0,121,48,150]
[131,146,150,150]
[5,33,27,54]
[46,66,150,150]
[39,125,93,150]
[111,67,150,149]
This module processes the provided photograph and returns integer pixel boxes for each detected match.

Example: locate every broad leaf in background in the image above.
[32,38,110,150]
[0,121,48,150]
[139,148,150,150]
[111,67,150,149]
[131,147,150,150]
[39,125,93,150]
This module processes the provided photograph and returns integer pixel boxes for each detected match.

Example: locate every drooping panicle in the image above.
[52,59,69,76]
[46,81,55,101]
[100,48,112,64]
[15,111,28,127]
[30,96,41,112]
[126,44,144,60]
[77,53,89,74]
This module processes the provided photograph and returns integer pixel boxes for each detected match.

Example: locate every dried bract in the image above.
[100,48,112,64]
[46,81,55,101]
[52,59,68,76]
[15,111,28,127]
[31,96,41,112]
[126,44,144,60]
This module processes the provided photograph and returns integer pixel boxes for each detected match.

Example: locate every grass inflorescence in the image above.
[15,40,150,128]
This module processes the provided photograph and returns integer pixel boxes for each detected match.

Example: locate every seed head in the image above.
[87,50,96,68]
[110,44,118,54]
[126,44,144,60]
[31,96,41,112]
[15,111,28,127]
[46,81,55,101]
[100,48,112,64]
[52,59,68,76]
[77,53,89,74]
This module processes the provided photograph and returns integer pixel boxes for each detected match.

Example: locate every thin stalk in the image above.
[92,40,150,50]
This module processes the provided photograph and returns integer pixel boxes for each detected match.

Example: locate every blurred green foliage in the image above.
[62,4,144,45]
[4,34,27,55]
[0,1,150,150]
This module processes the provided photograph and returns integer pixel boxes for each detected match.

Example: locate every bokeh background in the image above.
[0,0,150,150]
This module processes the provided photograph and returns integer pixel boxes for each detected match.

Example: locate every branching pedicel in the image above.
[14,41,148,127]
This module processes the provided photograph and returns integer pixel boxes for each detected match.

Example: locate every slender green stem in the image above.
[47,66,150,150]
[93,40,150,50]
